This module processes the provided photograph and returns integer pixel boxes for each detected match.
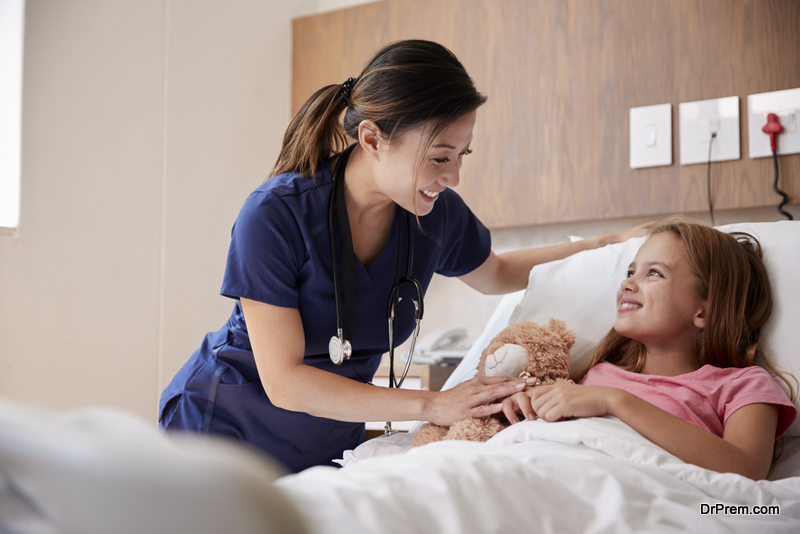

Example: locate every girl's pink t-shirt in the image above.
[580,362,797,438]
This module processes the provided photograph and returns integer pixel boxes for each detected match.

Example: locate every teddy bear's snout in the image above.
[485,343,529,377]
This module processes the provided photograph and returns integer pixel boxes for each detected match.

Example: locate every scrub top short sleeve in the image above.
[221,186,308,308]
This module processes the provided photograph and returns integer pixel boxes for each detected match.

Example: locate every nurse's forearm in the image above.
[243,298,527,425]
[459,221,655,295]
[269,363,529,426]
[497,239,609,291]
[269,363,436,423]
[460,237,609,295]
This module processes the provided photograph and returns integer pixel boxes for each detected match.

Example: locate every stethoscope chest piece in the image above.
[329,332,352,366]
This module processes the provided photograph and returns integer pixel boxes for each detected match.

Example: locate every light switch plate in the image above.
[679,96,740,165]
[747,88,800,158]
[630,103,672,169]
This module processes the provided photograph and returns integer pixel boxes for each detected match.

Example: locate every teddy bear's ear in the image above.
[546,318,577,348]
[482,341,505,358]
[490,323,518,345]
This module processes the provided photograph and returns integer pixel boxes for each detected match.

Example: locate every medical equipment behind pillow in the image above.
[402,326,470,365]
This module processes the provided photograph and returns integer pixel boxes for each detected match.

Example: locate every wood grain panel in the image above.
[293,0,800,228]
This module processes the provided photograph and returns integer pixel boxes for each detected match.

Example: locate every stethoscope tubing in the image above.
[328,144,424,389]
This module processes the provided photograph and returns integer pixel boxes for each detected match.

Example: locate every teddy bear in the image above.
[412,318,576,446]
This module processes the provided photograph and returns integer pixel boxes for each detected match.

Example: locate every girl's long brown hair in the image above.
[574,218,788,383]
[572,217,796,472]
[268,40,487,186]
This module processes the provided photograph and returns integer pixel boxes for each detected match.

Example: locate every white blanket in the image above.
[276,417,800,533]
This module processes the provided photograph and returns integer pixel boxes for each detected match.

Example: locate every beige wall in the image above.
[1,0,797,423]
[0,0,316,421]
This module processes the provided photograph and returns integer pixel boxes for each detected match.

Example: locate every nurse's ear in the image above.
[357,120,385,159]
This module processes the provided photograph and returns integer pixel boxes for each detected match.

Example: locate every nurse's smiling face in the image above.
[372,111,476,216]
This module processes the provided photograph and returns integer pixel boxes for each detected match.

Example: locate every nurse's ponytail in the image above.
[267,39,487,180]
[267,83,350,180]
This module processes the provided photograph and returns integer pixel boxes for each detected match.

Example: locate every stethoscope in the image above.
[327,143,424,434]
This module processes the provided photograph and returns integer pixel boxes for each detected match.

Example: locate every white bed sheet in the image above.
[277,418,800,533]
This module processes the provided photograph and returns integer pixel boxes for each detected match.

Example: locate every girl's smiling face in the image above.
[614,233,708,348]
[372,111,476,216]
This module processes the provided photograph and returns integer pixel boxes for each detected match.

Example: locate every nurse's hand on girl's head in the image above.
[426,376,536,427]
[613,221,657,244]
[587,221,657,250]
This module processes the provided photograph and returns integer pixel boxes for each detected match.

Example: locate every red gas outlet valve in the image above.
[762,113,784,152]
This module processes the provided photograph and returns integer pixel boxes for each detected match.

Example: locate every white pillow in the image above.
[508,235,646,372]
[505,221,800,435]
[720,221,800,435]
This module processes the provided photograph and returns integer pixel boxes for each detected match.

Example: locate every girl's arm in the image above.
[241,298,532,425]
[502,383,778,480]
[458,221,656,295]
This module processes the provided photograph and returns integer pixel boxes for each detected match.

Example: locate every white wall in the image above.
[1,0,797,423]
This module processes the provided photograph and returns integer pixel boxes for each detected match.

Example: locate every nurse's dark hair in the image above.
[267,39,487,181]
[571,217,795,402]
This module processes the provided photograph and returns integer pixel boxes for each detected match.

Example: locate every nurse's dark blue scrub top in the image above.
[159,161,491,473]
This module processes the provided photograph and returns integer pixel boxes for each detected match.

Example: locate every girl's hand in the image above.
[502,382,623,423]
[427,376,536,426]
[501,390,537,424]
[530,383,619,422]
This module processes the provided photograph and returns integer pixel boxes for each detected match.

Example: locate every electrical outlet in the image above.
[679,96,740,165]
[629,103,672,169]
[747,88,800,158]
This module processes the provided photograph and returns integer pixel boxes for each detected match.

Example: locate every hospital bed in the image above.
[1,220,798,533]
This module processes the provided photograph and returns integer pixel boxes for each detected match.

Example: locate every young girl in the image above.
[501,218,797,480]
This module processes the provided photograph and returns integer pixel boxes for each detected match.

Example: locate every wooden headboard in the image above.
[292,0,800,228]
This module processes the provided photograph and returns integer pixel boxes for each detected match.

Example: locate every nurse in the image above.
[159,39,652,473]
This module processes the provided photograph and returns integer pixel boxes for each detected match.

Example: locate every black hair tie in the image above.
[340,77,356,107]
